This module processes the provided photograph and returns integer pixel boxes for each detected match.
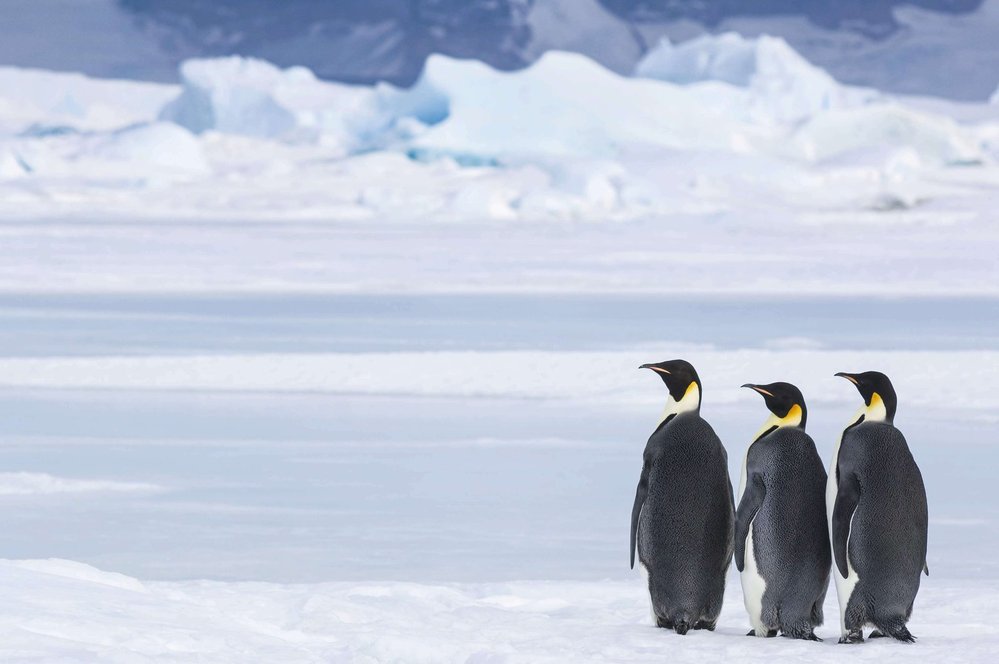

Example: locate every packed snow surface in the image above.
[1,293,996,659]
[2,559,997,662]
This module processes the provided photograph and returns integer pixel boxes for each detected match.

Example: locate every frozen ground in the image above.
[1,35,998,662]
[0,294,997,660]
[3,560,998,662]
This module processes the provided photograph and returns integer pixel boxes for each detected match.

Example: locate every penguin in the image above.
[736,382,830,641]
[828,371,928,644]
[630,359,735,635]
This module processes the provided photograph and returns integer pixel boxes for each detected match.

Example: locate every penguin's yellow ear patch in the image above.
[783,404,803,426]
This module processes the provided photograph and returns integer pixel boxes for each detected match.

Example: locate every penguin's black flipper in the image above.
[832,471,861,578]
[734,473,765,572]
[630,458,650,569]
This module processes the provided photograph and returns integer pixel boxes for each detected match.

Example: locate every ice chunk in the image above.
[159,57,383,154]
[635,33,874,124]
[793,104,982,164]
[0,66,175,134]
[88,122,210,174]
[394,52,752,160]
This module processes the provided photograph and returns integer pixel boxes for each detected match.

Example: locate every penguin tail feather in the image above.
[673,620,690,636]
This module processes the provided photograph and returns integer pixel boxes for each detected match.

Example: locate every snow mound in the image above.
[0,472,161,496]
[9,559,147,592]
[634,33,873,124]
[159,57,382,154]
[395,52,754,160]
[793,104,982,164]
[0,66,175,135]
[88,122,209,174]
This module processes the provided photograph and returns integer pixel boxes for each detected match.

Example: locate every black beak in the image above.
[740,383,755,389]
[835,372,859,385]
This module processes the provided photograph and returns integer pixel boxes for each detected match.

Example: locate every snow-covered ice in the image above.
[2,559,998,662]
[1,31,998,662]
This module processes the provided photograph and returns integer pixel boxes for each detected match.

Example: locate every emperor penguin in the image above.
[736,382,830,641]
[630,359,735,635]
[828,371,928,644]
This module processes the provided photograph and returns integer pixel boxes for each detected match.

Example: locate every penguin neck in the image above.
[849,392,890,427]
[751,403,803,442]
[658,382,700,425]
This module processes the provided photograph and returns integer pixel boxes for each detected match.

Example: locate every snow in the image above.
[159,57,385,154]
[399,51,752,159]
[87,122,210,174]
[0,37,995,224]
[634,32,874,124]
[0,472,160,496]
[1,29,998,663]
[0,37,997,223]
[0,292,996,658]
[1,559,997,661]
[0,348,995,416]
[0,66,175,135]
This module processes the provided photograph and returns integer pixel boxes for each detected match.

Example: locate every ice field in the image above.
[1,31,998,662]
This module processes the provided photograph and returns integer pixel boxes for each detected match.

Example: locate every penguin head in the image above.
[742,382,807,430]
[640,359,701,415]
[835,370,897,423]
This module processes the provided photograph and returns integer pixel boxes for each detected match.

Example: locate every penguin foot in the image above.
[673,621,690,636]
[655,616,673,630]
[838,630,865,645]
[693,620,715,631]
[781,631,822,642]
[873,623,916,642]
[746,629,777,637]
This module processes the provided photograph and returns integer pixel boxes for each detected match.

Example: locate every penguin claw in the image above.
[838,630,865,644]
[747,629,778,637]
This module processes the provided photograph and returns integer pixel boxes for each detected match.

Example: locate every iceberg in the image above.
[634,33,874,124]
[392,51,757,161]
[158,57,387,155]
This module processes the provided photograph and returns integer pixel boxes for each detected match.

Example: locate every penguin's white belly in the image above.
[827,463,860,635]
[833,514,861,634]
[741,520,768,635]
